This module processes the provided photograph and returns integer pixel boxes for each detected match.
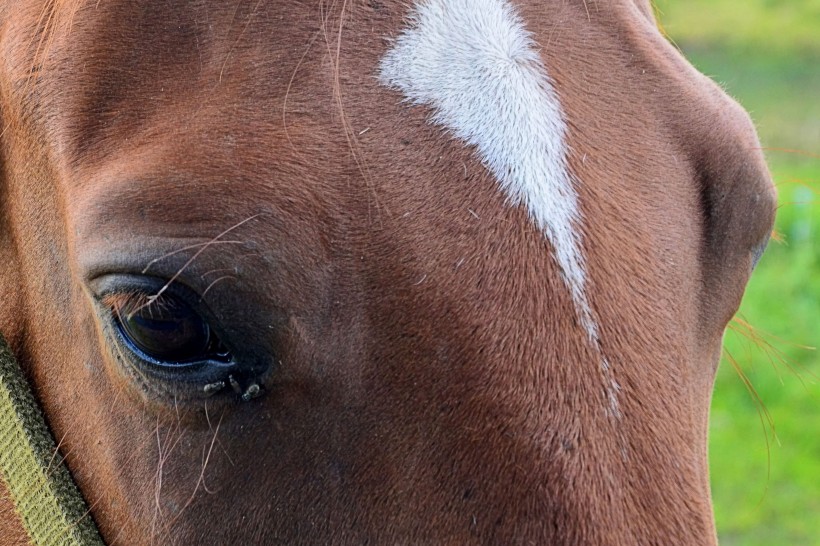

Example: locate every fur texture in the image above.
[379,0,598,342]
[0,0,778,544]
[378,0,625,416]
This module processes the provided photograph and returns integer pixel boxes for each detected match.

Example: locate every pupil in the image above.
[119,297,211,363]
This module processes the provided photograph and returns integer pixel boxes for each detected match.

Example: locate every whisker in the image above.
[283,27,323,160]
[200,267,238,279]
[776,199,818,210]
[320,0,382,224]
[727,316,817,389]
[759,146,820,159]
[45,426,72,476]
[200,275,238,301]
[205,402,236,467]
[774,178,819,191]
[151,408,185,543]
[163,411,224,532]
[56,494,104,542]
[143,214,260,310]
[723,348,774,507]
[141,240,244,275]
[219,0,264,82]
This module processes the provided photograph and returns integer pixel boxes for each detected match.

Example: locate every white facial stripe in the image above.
[381,0,620,416]
[379,0,598,343]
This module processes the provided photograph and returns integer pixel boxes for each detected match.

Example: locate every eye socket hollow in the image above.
[104,291,231,365]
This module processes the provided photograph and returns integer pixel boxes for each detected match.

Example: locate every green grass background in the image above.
[656,1,820,544]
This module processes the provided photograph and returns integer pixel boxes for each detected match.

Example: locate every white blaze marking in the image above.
[380,0,619,416]
[379,0,595,338]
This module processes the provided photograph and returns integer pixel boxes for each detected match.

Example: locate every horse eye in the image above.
[111,293,230,365]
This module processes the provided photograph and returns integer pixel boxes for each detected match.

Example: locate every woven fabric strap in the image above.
[0,334,104,545]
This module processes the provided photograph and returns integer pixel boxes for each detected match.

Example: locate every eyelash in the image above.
[102,291,170,321]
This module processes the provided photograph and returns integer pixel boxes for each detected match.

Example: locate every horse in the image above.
[0,0,777,543]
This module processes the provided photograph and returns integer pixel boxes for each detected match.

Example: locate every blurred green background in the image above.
[656,1,820,544]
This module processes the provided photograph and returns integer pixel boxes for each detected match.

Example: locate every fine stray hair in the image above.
[139,214,260,311]
[0,1,780,544]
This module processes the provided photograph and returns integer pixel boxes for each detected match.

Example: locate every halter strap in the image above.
[0,334,104,545]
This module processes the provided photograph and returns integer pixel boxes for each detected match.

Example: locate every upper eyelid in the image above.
[93,274,220,316]
[101,291,184,320]
[105,292,233,367]
[96,276,235,359]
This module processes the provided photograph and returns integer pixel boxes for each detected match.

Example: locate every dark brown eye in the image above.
[106,292,230,365]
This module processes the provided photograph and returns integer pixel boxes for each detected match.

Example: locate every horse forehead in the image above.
[379,0,596,339]
[37,0,630,338]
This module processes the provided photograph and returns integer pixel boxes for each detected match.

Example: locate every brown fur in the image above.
[0,0,777,544]
[0,478,30,546]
